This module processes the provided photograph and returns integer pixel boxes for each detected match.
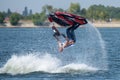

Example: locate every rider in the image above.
[48,11,88,51]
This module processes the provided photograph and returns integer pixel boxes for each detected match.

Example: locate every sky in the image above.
[0,0,120,14]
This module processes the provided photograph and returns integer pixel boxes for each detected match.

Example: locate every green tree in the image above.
[0,12,5,24]
[42,5,53,13]
[106,6,120,19]
[32,11,47,26]
[7,8,12,17]
[68,3,81,14]
[87,5,109,20]
[57,8,64,12]
[10,13,21,25]
[80,8,87,17]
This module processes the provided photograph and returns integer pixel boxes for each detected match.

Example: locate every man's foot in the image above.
[63,40,75,48]
[69,40,75,44]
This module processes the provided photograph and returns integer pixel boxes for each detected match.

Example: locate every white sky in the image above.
[0,0,120,13]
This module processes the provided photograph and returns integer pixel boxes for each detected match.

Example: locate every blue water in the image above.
[0,25,120,80]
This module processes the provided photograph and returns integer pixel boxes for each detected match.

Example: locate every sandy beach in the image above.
[0,20,120,28]
[93,21,120,27]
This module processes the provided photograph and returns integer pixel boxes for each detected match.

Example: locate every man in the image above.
[48,11,88,52]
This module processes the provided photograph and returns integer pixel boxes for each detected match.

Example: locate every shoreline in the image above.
[93,22,120,27]
[0,22,120,28]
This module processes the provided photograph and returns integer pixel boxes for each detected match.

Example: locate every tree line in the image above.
[0,3,120,26]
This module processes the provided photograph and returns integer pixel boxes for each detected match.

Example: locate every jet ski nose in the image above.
[48,13,54,22]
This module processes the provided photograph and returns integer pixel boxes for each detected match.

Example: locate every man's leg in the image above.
[63,24,80,48]
[69,24,80,42]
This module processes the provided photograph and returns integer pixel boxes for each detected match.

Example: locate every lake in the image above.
[0,25,120,80]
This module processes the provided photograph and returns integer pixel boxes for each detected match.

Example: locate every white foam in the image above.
[0,53,98,75]
[52,63,98,73]
[0,53,61,75]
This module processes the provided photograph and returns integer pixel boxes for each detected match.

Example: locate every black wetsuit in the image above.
[52,23,80,42]
[66,23,80,42]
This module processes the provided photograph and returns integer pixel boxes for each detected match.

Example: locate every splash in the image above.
[0,53,97,75]
[79,23,108,70]
[0,53,60,75]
